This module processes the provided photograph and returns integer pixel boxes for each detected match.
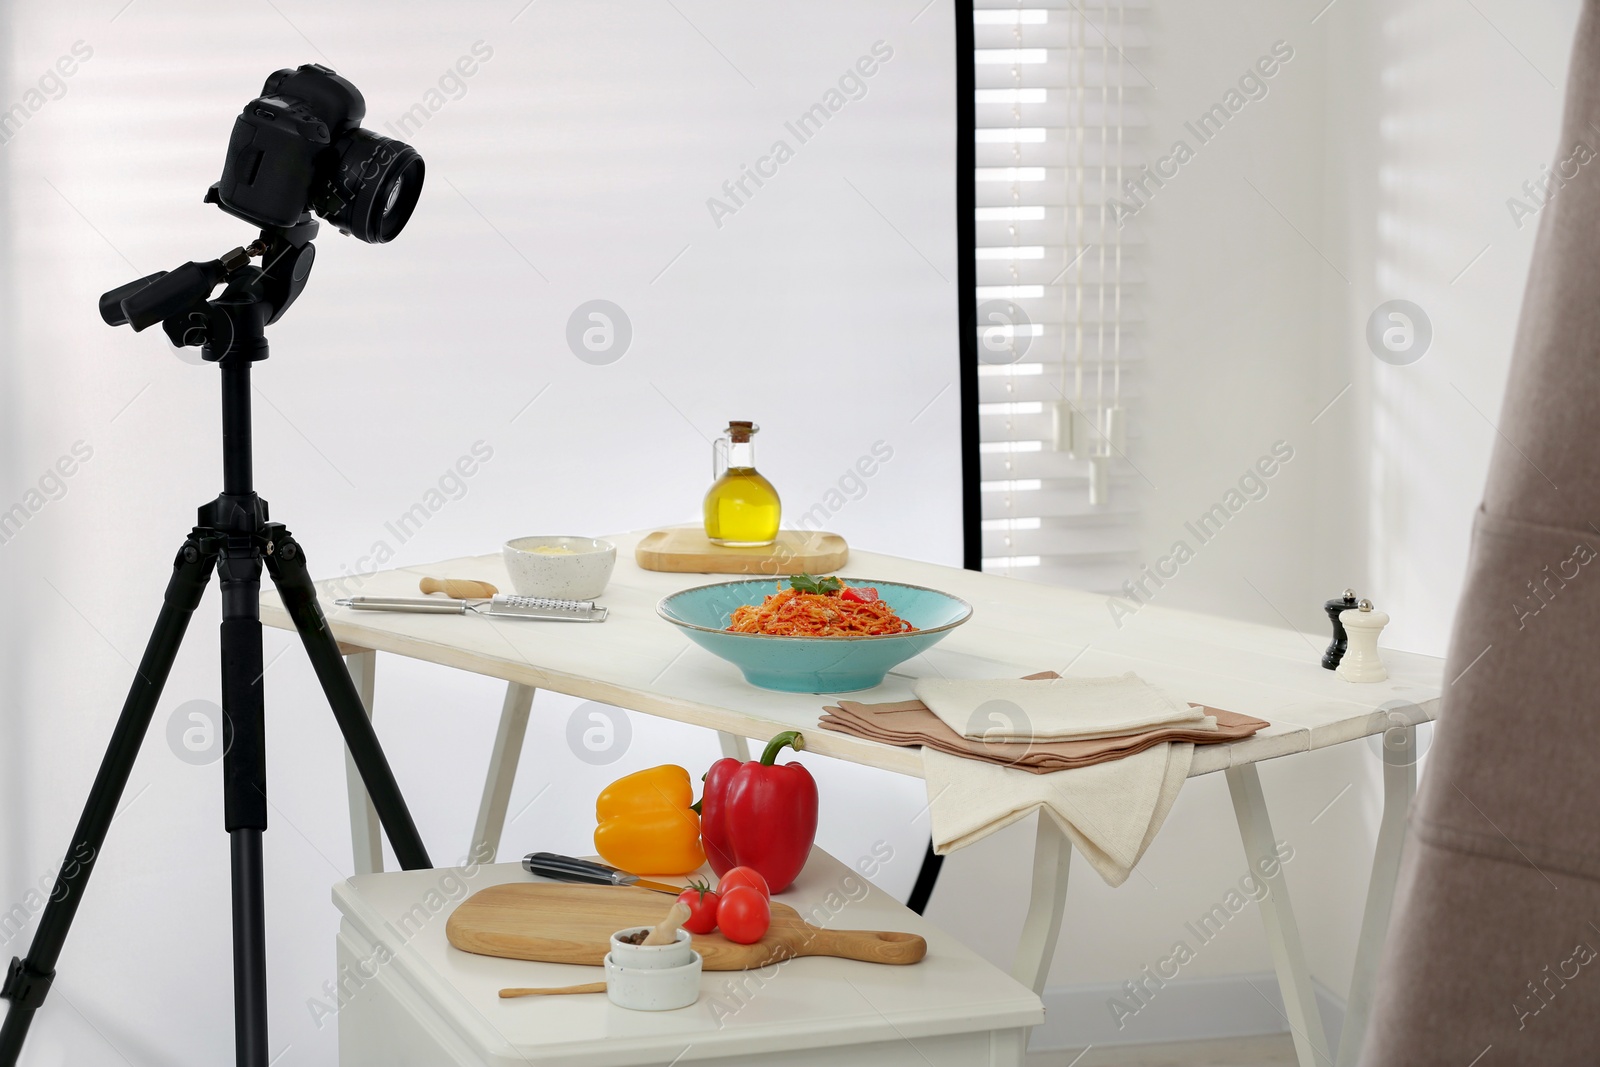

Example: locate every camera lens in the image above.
[319,129,424,243]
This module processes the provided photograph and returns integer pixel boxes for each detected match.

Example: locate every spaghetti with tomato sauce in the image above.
[726,578,918,637]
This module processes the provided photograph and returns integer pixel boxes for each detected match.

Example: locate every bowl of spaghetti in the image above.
[658,575,972,693]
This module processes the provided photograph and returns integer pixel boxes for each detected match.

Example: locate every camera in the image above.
[207,63,424,243]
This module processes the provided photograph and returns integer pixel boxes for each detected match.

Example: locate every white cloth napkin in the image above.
[920,741,1193,886]
[913,672,1205,742]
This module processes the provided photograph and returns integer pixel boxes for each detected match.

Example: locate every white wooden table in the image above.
[332,847,1042,1065]
[261,530,1443,1067]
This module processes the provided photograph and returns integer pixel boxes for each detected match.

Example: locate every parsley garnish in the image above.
[790,574,844,596]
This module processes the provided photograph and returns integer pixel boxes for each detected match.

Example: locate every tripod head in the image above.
[99,217,318,362]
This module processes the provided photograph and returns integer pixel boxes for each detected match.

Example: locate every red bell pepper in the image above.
[701,730,818,893]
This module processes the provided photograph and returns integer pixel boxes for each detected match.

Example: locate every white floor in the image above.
[1028,1035,1297,1066]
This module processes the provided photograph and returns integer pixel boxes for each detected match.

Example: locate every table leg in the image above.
[1227,764,1332,1067]
[1010,813,1072,994]
[717,731,750,761]
[470,682,536,863]
[990,1027,1028,1066]
[1336,725,1417,1067]
[343,650,384,876]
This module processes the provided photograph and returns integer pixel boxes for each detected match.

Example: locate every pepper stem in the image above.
[759,730,805,765]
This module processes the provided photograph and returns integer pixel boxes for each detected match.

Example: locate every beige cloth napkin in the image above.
[922,740,1193,887]
[820,698,1266,774]
[914,672,1205,741]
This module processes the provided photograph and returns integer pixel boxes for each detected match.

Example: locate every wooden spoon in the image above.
[499,982,605,998]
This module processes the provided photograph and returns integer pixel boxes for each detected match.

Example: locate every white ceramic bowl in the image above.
[502,536,616,600]
[608,927,694,970]
[604,949,702,1011]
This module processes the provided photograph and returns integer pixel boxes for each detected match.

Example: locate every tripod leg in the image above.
[230,831,267,1067]
[217,534,269,1067]
[0,533,217,1067]
[264,530,432,870]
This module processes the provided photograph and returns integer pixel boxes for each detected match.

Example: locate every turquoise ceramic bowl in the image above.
[657,578,973,693]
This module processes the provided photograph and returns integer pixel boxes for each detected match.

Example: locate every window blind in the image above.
[973,0,1144,591]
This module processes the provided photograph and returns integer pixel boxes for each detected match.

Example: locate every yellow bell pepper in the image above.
[593,764,706,875]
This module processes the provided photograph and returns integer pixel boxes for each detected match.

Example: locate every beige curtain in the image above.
[1362,3,1600,1062]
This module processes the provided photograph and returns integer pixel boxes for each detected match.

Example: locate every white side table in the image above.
[330,848,1043,1066]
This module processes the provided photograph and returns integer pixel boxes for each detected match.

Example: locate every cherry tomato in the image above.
[716,886,771,944]
[717,866,771,901]
[676,881,721,934]
[840,586,880,604]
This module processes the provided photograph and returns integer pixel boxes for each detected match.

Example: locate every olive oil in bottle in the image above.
[704,421,781,547]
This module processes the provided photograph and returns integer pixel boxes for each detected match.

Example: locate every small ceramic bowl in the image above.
[502,536,616,600]
[604,949,702,1011]
[608,927,693,970]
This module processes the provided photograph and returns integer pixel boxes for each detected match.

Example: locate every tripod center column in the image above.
[221,357,253,497]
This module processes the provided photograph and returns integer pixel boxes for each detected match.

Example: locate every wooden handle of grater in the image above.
[420,577,499,599]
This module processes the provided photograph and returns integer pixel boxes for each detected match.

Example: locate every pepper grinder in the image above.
[1322,588,1359,669]
[1337,599,1389,683]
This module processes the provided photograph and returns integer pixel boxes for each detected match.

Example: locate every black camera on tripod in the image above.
[3,63,437,1067]
[208,63,424,243]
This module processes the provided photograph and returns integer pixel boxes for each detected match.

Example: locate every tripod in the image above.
[0,216,433,1067]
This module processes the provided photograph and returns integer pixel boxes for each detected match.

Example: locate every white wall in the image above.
[1321,0,1583,656]
[928,0,1584,1048]
[0,4,959,1064]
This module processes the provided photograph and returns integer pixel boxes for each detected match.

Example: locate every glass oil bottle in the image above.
[703,420,781,547]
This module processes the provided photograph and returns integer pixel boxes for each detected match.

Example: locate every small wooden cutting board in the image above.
[634,527,849,575]
[445,883,926,970]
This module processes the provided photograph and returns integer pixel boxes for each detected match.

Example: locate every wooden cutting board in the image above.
[634,527,849,575]
[445,883,926,970]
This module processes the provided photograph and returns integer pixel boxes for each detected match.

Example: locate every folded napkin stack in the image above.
[819,672,1267,774]
[820,672,1268,887]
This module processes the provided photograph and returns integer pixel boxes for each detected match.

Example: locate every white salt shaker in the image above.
[1337,599,1389,683]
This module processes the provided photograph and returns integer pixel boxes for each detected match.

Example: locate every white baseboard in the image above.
[1030,972,1346,1053]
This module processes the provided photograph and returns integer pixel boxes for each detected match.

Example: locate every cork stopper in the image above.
[726,420,758,443]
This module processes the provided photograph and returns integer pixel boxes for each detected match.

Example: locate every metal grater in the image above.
[333,594,608,623]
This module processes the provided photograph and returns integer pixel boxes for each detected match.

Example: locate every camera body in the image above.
[210,63,423,244]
